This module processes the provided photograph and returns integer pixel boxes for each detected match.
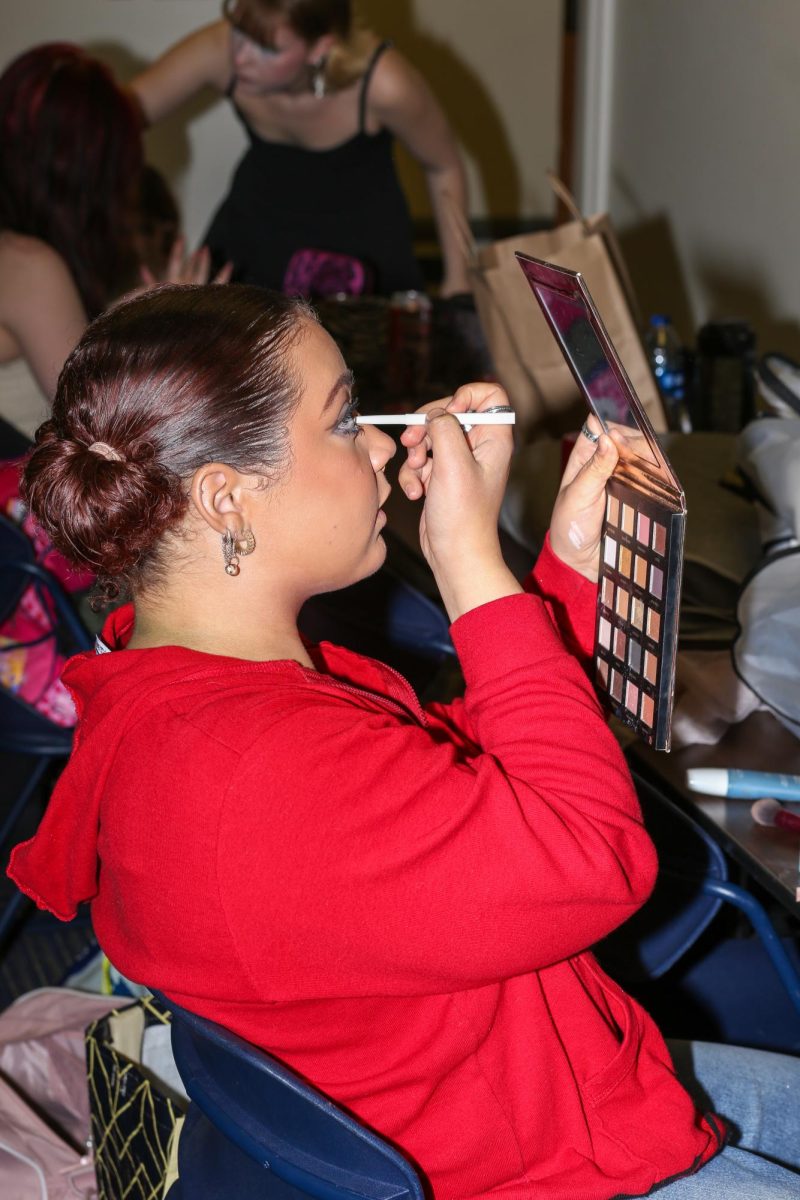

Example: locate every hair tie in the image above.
[87,441,124,463]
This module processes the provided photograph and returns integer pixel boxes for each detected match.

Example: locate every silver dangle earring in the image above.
[222,528,256,577]
[311,57,327,98]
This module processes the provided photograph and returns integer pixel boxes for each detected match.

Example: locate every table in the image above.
[630,711,800,915]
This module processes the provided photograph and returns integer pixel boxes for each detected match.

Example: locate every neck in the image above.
[127,574,315,668]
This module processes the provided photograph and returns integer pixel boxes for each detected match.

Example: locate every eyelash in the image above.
[334,398,363,438]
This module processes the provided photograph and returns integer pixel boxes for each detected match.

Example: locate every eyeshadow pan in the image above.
[646,607,661,640]
[613,628,626,660]
[615,586,630,620]
[621,504,635,536]
[601,576,614,608]
[607,494,619,526]
[599,616,612,650]
[597,659,609,686]
[628,637,642,673]
[649,564,664,600]
[619,545,632,576]
[625,680,639,715]
[633,555,648,588]
[631,596,645,631]
[610,669,623,702]
[640,692,654,728]
[652,521,667,555]
[604,536,617,568]
[636,512,651,546]
[644,651,658,685]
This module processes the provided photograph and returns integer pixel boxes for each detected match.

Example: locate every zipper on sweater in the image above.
[323,667,429,728]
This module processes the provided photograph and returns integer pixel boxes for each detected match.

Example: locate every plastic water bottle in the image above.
[646,315,691,430]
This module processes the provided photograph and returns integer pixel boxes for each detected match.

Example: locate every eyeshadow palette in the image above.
[515,254,686,750]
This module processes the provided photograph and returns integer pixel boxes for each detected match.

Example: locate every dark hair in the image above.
[0,43,143,317]
[22,284,314,604]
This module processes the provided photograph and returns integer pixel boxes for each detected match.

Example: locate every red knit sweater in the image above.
[9,540,722,1198]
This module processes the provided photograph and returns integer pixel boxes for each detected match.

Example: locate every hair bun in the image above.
[22,426,186,588]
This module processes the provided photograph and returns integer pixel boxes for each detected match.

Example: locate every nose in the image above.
[366,425,396,474]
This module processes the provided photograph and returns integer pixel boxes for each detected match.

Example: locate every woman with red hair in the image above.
[0,43,224,437]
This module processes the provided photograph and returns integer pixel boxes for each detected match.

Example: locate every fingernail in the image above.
[425,408,448,423]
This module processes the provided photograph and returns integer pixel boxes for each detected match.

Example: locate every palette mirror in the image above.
[515,253,687,750]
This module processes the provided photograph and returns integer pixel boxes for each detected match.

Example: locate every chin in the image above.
[348,537,388,587]
[313,540,387,597]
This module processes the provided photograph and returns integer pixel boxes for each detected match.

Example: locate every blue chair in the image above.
[153,992,426,1200]
[596,766,800,1052]
[0,512,92,946]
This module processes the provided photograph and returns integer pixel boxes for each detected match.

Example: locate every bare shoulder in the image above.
[367,45,429,113]
[175,18,232,86]
[131,19,232,115]
[0,233,73,290]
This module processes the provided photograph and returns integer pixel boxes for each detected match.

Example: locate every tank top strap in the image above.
[358,40,391,134]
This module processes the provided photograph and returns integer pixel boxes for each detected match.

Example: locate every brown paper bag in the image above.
[459,174,667,441]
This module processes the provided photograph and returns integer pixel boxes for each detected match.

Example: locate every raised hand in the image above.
[398,383,521,621]
[140,236,233,288]
[549,415,620,581]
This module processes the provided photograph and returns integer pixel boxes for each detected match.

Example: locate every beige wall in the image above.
[0,0,561,247]
[609,0,800,356]
[358,0,562,222]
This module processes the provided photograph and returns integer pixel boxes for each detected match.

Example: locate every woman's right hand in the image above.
[398,383,522,621]
[140,236,233,288]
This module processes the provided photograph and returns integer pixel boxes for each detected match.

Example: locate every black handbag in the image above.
[85,994,188,1200]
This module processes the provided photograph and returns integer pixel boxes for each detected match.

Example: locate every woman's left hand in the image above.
[140,236,233,288]
[549,415,619,581]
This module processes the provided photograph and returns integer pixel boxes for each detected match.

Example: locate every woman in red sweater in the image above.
[9,284,800,1199]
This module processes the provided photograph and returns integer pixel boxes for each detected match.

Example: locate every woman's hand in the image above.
[398,383,521,621]
[549,415,620,581]
[140,236,233,288]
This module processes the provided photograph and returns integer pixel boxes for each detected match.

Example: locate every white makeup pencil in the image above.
[356,412,515,427]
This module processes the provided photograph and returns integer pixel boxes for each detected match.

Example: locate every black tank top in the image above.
[203,42,423,294]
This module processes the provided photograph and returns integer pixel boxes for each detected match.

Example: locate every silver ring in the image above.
[484,404,514,414]
[581,421,600,443]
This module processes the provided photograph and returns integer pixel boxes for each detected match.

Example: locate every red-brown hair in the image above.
[22,284,314,604]
[0,43,143,317]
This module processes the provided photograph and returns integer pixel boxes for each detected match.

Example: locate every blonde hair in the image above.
[224,0,377,92]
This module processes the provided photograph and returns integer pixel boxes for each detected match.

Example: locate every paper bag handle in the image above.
[546,170,587,228]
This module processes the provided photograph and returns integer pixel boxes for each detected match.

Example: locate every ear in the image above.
[307,32,336,64]
[189,463,251,536]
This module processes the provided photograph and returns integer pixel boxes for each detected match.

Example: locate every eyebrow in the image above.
[321,369,355,415]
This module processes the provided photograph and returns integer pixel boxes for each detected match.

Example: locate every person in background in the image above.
[134,165,181,283]
[129,0,471,296]
[0,43,227,439]
[9,282,800,1200]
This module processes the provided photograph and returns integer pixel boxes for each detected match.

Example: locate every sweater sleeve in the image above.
[426,531,597,746]
[218,567,656,1001]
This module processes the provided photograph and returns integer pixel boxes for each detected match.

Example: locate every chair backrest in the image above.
[596,768,728,981]
[154,993,425,1200]
[299,558,453,694]
[0,512,36,626]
